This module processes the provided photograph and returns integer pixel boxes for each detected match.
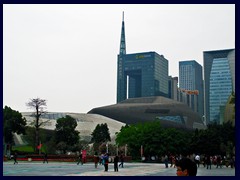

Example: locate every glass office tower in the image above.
[117,12,168,103]
[209,58,232,123]
[117,52,169,103]
[179,60,204,117]
[203,49,235,124]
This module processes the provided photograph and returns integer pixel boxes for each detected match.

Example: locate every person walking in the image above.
[77,152,83,165]
[216,155,222,168]
[169,154,174,167]
[43,152,48,164]
[94,152,99,168]
[206,155,212,169]
[103,153,109,172]
[119,154,124,168]
[114,155,119,172]
[99,154,104,165]
[194,154,200,168]
[164,155,169,168]
[229,156,235,168]
[13,152,18,164]
[202,155,206,167]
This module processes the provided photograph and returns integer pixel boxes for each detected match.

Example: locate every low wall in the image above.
[5,154,132,163]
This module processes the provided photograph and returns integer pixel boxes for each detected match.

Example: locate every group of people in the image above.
[175,153,237,176]
[98,153,124,172]
[201,154,235,169]
[77,151,125,172]
[12,150,198,176]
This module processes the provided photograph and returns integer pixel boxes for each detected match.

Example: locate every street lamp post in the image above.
[106,143,108,153]
[116,144,118,156]
[125,144,127,156]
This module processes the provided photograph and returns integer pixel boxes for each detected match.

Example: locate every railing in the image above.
[3,154,132,163]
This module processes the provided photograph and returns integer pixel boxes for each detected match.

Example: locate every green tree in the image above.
[3,106,27,153]
[116,121,192,159]
[55,115,80,153]
[91,123,111,144]
[26,98,47,153]
[190,122,235,156]
[91,123,111,152]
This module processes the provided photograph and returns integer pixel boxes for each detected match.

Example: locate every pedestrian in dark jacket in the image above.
[94,152,99,168]
[164,155,169,168]
[43,152,48,163]
[13,152,18,164]
[77,152,83,165]
[119,154,124,168]
[206,155,212,169]
[103,153,109,172]
[114,155,119,172]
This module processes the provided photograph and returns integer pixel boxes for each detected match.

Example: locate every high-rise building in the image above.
[168,76,178,101]
[117,12,169,103]
[203,49,235,124]
[179,60,204,117]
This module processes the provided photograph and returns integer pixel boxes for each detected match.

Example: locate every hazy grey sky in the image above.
[3,4,235,113]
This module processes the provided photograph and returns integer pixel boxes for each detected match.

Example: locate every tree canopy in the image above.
[189,122,235,156]
[116,120,235,159]
[116,121,192,158]
[3,106,27,144]
[91,123,111,144]
[55,115,80,149]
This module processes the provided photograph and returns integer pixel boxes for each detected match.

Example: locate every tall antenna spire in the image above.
[119,11,126,55]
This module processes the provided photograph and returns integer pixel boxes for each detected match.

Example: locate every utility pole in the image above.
[125,144,127,156]
[106,143,108,153]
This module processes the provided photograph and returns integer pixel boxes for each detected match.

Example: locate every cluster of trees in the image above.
[115,122,192,158]
[3,106,27,145]
[3,97,235,158]
[3,98,112,155]
[115,121,235,159]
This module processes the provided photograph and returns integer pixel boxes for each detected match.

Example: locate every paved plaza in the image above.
[3,161,236,176]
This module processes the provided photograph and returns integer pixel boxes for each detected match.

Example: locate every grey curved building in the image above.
[88,96,206,130]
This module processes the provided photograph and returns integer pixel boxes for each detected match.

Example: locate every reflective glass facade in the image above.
[209,58,232,122]
[203,49,235,124]
[156,115,184,124]
[117,13,169,103]
[117,52,169,102]
[179,60,204,116]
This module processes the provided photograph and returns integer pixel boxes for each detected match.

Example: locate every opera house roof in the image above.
[88,96,206,130]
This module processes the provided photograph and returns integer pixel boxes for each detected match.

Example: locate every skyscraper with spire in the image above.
[117,12,127,103]
[119,12,126,55]
[117,12,169,103]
